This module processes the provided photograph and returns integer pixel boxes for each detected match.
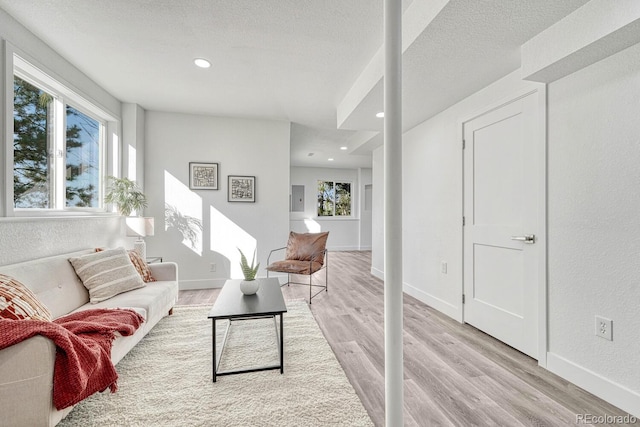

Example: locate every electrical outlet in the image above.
[209,263,217,273]
[441,261,447,274]
[595,316,612,341]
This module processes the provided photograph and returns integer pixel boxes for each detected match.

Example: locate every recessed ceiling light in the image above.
[340,146,348,150]
[194,58,211,68]
[328,158,334,161]
[376,112,384,118]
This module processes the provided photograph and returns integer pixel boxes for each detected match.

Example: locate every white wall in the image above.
[358,167,373,250]
[0,217,126,265]
[0,10,121,121]
[546,41,640,412]
[289,166,371,251]
[372,70,541,317]
[371,146,384,278]
[371,52,640,417]
[122,103,146,187]
[0,9,127,265]
[145,112,290,289]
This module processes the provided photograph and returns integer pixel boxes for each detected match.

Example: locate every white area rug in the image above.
[58,301,373,426]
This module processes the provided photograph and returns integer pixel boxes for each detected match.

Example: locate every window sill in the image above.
[2,210,119,221]
[313,217,358,221]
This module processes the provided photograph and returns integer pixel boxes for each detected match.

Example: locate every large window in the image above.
[13,64,105,210]
[317,180,352,217]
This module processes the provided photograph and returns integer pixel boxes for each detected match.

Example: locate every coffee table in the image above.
[208,278,287,382]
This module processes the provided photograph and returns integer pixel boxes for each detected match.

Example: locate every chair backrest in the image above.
[284,231,329,265]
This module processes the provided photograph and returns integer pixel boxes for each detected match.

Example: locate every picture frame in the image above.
[228,175,256,202]
[189,162,218,190]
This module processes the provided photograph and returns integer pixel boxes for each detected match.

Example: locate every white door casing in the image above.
[463,91,543,360]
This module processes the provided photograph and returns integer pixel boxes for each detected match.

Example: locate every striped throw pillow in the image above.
[95,248,156,283]
[127,250,156,283]
[69,247,146,304]
[0,274,52,321]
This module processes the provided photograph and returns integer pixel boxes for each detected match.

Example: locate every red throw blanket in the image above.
[0,308,144,409]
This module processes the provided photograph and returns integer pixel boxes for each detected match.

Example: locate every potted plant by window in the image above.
[104,176,147,216]
[105,177,153,258]
[238,248,260,295]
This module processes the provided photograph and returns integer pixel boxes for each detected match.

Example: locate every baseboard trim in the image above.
[367,270,462,322]
[403,282,461,322]
[546,353,640,418]
[327,246,362,251]
[178,279,225,290]
[371,267,383,280]
[179,275,291,290]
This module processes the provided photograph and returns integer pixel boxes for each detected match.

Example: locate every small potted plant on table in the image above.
[238,248,260,295]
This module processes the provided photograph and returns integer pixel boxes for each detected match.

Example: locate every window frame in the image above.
[5,50,119,217]
[316,179,354,218]
[63,100,106,210]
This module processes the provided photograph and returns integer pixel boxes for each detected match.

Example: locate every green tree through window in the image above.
[13,76,51,208]
[317,181,334,216]
[65,105,100,207]
[13,75,102,209]
[317,180,351,216]
[335,182,351,216]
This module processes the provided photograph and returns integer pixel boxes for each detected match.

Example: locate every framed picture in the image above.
[189,162,218,190]
[228,175,256,202]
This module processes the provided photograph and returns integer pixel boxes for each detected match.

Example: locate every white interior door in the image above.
[463,92,540,359]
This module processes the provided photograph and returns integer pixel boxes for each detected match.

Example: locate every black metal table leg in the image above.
[212,318,216,382]
[280,313,284,373]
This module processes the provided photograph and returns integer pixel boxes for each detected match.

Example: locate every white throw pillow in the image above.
[69,247,145,304]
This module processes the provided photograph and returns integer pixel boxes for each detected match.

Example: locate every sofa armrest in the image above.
[149,261,178,282]
[0,336,57,426]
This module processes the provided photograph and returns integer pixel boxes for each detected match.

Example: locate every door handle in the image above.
[511,234,535,244]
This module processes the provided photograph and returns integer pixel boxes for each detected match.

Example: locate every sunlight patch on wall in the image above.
[304,218,322,232]
[210,205,257,279]
[164,171,203,255]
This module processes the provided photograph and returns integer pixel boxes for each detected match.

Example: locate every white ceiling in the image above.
[0,0,588,169]
[338,0,591,134]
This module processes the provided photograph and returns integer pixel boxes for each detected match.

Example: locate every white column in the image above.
[384,0,403,426]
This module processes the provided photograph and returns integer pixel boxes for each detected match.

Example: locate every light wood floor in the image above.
[178,251,636,426]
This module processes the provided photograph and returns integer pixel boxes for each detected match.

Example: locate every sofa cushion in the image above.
[72,280,178,335]
[69,248,145,304]
[0,274,52,321]
[0,249,94,320]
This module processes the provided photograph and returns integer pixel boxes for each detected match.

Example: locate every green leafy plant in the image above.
[238,248,259,281]
[104,176,147,216]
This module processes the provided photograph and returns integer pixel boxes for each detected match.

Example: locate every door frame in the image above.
[458,86,548,367]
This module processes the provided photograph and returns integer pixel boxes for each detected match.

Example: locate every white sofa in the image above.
[0,249,179,427]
